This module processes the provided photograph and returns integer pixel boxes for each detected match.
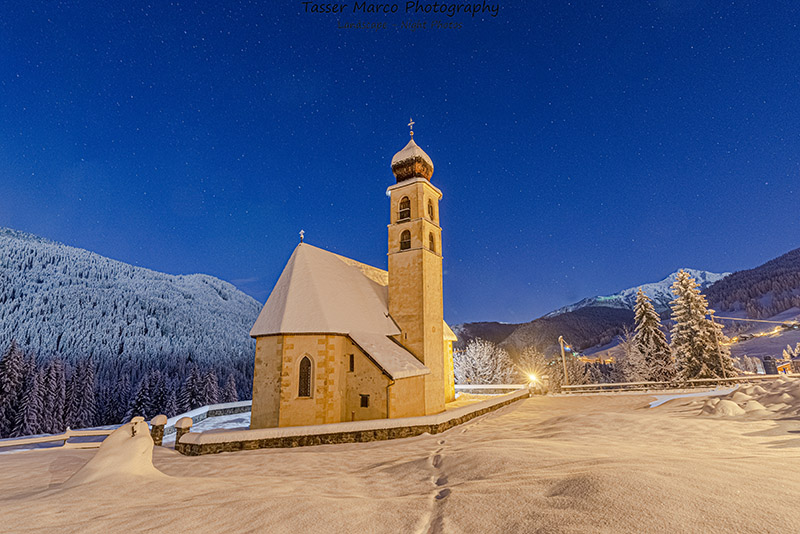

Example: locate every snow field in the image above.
[1,385,799,533]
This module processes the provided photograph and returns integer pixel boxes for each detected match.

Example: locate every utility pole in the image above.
[559,335,569,387]
[711,314,727,379]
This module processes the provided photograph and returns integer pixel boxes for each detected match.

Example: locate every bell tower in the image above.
[387,121,445,415]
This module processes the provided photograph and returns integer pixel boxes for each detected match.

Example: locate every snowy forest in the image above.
[705,247,800,318]
[0,228,260,438]
[454,270,745,389]
[0,340,241,438]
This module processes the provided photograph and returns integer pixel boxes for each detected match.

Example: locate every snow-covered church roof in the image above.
[250,243,455,379]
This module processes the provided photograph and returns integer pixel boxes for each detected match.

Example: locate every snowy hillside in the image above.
[544,268,729,318]
[0,227,260,365]
[706,247,800,318]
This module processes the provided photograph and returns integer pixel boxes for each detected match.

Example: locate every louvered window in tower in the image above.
[400,230,411,250]
[398,197,411,221]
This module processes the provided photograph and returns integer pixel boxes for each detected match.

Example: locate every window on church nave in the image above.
[400,230,411,250]
[298,356,312,397]
[349,354,354,372]
[427,199,435,221]
[429,233,436,253]
[398,197,411,221]
[360,394,370,408]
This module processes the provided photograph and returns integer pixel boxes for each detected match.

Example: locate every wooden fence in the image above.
[561,373,800,394]
[0,427,116,451]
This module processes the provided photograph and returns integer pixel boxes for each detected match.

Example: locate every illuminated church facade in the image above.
[249,129,456,428]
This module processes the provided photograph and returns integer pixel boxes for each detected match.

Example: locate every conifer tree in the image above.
[106,373,131,424]
[149,370,168,417]
[126,376,152,421]
[12,357,43,437]
[178,365,203,412]
[201,370,220,405]
[221,374,238,403]
[162,390,178,418]
[0,341,25,437]
[41,358,66,433]
[633,288,675,381]
[66,358,97,429]
[670,270,737,380]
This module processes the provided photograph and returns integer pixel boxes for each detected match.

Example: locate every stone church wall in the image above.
[251,336,282,429]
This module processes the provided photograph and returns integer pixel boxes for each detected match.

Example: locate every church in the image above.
[249,127,457,428]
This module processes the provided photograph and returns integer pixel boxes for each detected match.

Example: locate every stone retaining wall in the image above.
[176,390,528,456]
[164,401,252,436]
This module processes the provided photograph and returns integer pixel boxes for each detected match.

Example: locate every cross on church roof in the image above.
[408,117,414,138]
[299,229,305,243]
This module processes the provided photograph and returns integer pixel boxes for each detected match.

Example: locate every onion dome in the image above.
[391,138,434,183]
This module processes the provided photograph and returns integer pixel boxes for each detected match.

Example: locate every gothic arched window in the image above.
[428,233,436,253]
[400,230,411,250]
[298,356,312,397]
[399,197,411,221]
[427,199,435,221]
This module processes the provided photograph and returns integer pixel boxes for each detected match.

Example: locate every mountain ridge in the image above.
[544,268,729,318]
[0,227,261,366]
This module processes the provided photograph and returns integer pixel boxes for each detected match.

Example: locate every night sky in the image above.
[1,1,798,324]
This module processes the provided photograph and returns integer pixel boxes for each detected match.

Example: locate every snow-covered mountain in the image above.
[0,227,261,365]
[544,269,730,318]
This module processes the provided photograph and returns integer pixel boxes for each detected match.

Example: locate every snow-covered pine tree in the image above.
[11,356,44,437]
[126,375,153,421]
[178,365,204,412]
[454,339,515,385]
[106,372,131,424]
[669,270,737,380]
[148,370,169,417]
[201,370,220,406]
[162,390,178,418]
[65,358,97,429]
[41,357,66,433]
[0,340,25,437]
[633,288,675,382]
[221,374,238,403]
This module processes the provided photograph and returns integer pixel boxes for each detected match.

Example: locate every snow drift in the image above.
[63,417,165,488]
[700,377,800,417]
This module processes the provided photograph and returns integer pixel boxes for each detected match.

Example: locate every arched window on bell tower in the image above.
[427,199,435,221]
[400,230,411,250]
[399,197,411,221]
[428,233,436,253]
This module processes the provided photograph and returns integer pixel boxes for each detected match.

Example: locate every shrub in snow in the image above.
[454,339,515,385]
